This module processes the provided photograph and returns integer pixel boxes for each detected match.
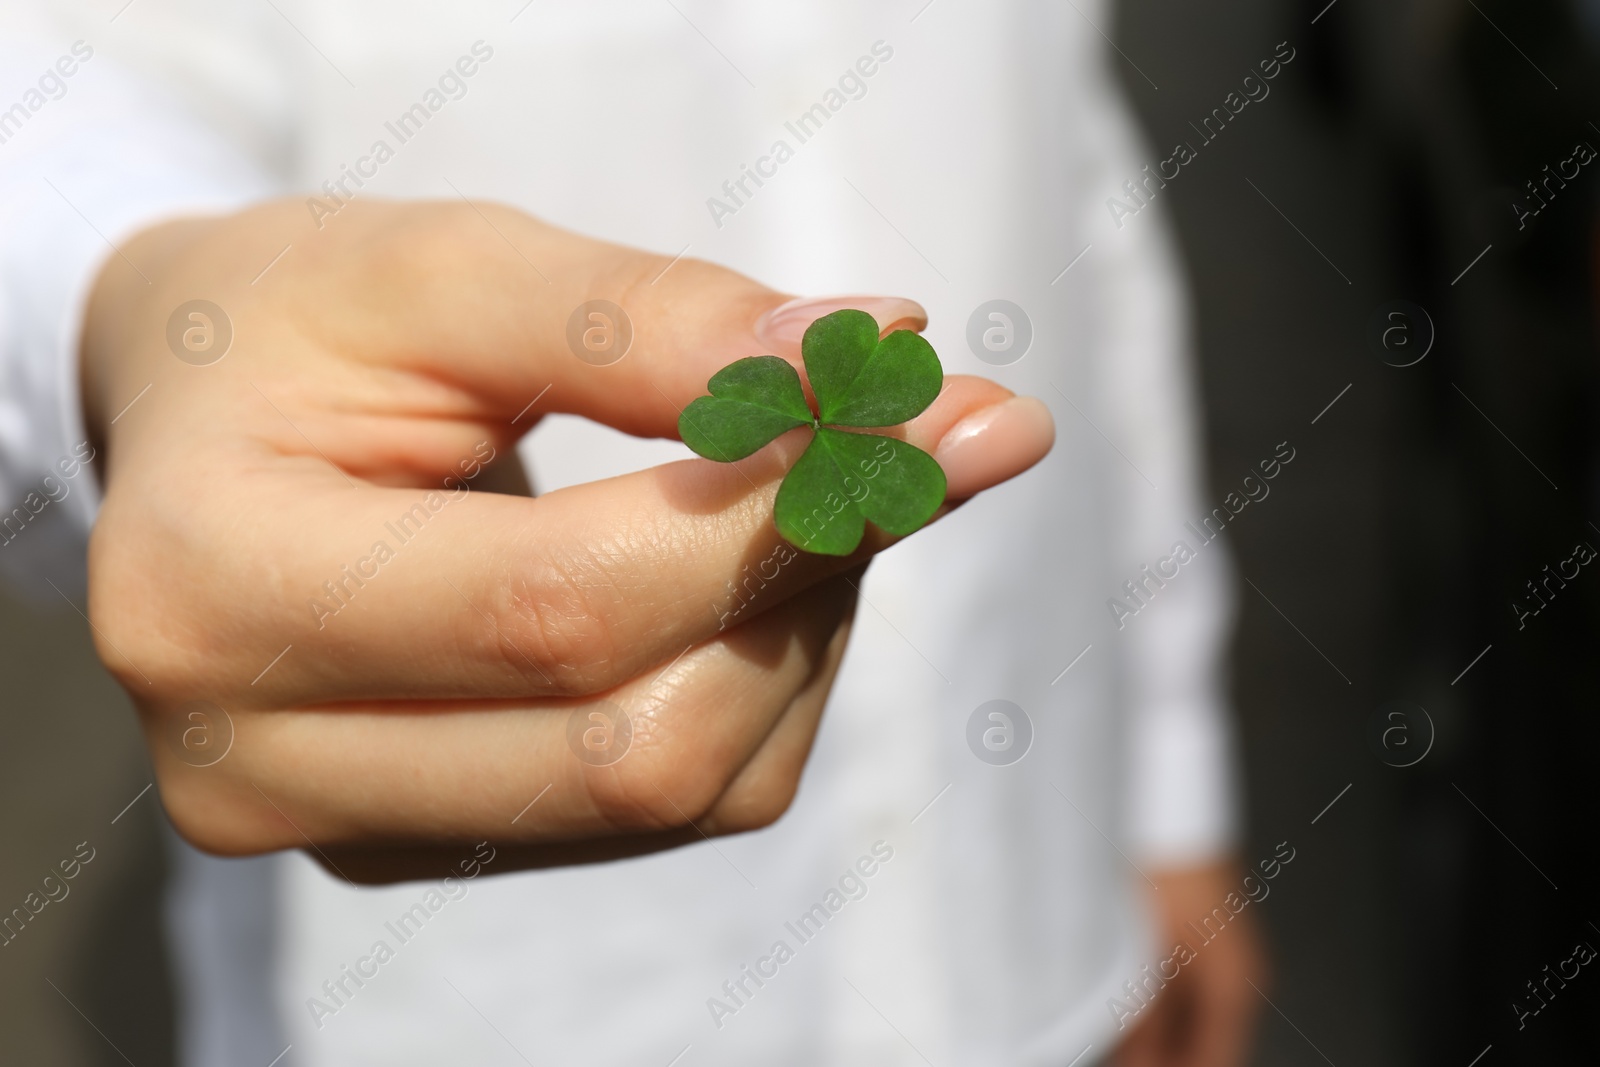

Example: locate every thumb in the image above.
[556,286,933,441]
[367,202,927,439]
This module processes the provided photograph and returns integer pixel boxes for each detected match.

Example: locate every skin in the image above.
[80,199,1052,883]
[1115,861,1268,1067]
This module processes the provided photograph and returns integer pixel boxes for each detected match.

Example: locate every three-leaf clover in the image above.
[678,309,946,556]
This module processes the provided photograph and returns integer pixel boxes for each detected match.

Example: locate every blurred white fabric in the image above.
[0,3,1239,1065]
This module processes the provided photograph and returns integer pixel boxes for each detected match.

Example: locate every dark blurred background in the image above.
[1114,0,1600,1063]
[3,0,1598,1063]
[0,591,173,1064]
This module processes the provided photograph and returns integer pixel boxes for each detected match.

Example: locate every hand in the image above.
[80,199,1054,880]
[1115,860,1267,1067]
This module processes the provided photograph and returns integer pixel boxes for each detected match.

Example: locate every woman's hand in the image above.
[1115,861,1268,1067]
[80,199,1054,880]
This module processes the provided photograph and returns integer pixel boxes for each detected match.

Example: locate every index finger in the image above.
[192,375,1051,708]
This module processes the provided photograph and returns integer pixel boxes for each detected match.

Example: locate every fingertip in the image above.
[933,395,1055,499]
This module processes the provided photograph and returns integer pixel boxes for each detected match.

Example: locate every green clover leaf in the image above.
[678,355,812,461]
[677,308,947,556]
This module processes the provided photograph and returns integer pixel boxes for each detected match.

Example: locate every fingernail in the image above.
[755,295,928,352]
[934,396,1056,499]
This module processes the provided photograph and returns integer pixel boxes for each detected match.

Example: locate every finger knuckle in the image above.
[704,761,804,833]
[387,200,519,281]
[582,720,730,832]
[494,554,625,694]
[154,772,273,857]
[86,521,202,697]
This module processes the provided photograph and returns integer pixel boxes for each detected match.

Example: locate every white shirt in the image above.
[0,4,1238,1065]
